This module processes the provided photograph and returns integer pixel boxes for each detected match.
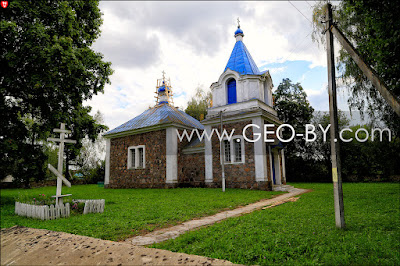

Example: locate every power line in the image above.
[288,0,313,24]
[271,1,322,66]
[305,1,314,8]
[280,30,313,63]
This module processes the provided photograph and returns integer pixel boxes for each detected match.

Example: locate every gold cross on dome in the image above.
[237,17,240,28]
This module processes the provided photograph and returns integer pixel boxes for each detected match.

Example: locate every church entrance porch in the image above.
[270,147,286,186]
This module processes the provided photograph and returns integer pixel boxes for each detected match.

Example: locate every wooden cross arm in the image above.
[48,164,72,187]
[47,137,77,144]
[53,128,72,134]
[51,194,72,198]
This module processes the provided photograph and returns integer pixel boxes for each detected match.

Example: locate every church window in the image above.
[222,136,244,164]
[138,147,144,168]
[128,145,146,169]
[234,138,242,162]
[227,78,237,104]
[131,149,136,168]
[224,140,231,162]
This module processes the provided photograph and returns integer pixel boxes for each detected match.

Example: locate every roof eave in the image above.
[103,122,203,139]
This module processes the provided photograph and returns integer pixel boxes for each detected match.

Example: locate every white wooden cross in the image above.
[47,123,76,205]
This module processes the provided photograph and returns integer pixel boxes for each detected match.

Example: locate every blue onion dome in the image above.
[158,80,167,92]
[234,27,243,36]
[158,85,166,92]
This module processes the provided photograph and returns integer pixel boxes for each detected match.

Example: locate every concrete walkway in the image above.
[126,187,309,246]
[1,226,238,265]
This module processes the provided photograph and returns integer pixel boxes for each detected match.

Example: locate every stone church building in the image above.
[104,25,286,190]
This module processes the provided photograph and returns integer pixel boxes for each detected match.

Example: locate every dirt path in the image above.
[1,226,238,265]
[126,188,309,246]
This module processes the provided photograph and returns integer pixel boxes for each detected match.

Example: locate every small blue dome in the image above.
[234,27,243,35]
[158,85,166,92]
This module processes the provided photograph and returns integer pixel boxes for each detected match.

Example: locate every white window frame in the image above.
[127,145,146,169]
[222,135,245,164]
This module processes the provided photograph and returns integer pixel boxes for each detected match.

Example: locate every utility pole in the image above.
[219,111,226,192]
[325,3,345,228]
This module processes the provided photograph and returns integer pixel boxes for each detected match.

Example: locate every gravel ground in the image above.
[1,226,238,265]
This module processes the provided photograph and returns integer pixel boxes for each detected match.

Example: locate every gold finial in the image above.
[237,17,240,28]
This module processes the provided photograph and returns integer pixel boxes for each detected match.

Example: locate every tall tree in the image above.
[64,106,108,178]
[312,0,400,135]
[274,78,314,156]
[74,111,108,174]
[185,86,212,121]
[1,0,113,186]
[273,78,314,182]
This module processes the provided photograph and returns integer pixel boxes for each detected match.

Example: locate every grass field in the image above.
[153,183,400,265]
[0,185,282,241]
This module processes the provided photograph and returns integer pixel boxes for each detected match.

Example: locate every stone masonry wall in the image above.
[177,129,205,187]
[108,130,168,188]
[207,120,272,190]
[107,122,272,190]
[179,152,205,187]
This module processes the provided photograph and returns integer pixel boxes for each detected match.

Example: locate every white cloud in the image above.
[305,82,353,112]
[269,66,287,74]
[306,83,329,111]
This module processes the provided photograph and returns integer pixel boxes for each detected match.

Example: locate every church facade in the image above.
[104,25,286,190]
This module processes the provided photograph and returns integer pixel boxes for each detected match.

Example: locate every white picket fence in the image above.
[15,199,105,220]
[15,202,70,220]
[74,199,105,214]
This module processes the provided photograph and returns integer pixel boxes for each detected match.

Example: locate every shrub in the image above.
[15,193,55,205]
[70,201,85,214]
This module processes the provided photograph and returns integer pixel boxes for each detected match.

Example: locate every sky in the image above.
[86,1,355,131]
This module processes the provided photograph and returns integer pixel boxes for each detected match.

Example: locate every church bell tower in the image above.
[202,20,287,190]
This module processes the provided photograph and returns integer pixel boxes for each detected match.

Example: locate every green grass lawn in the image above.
[153,183,400,265]
[0,185,282,241]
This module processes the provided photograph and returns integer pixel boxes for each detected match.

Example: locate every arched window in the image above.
[227,78,237,104]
